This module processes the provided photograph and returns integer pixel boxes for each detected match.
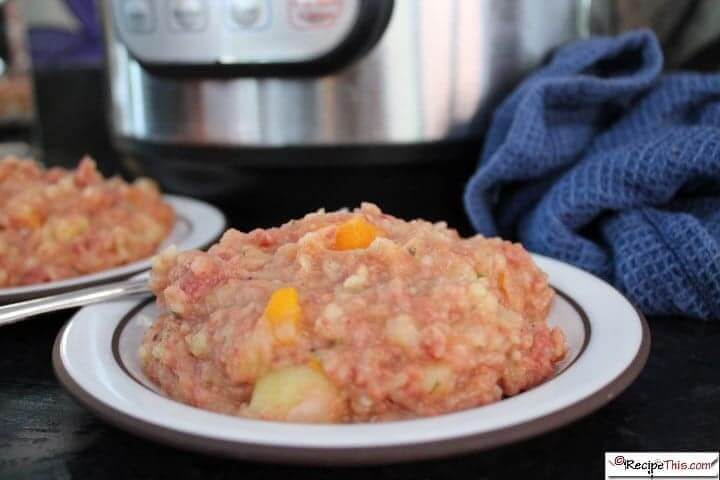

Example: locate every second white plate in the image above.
[0,194,226,303]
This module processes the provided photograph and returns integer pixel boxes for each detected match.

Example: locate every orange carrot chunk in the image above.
[334,217,378,250]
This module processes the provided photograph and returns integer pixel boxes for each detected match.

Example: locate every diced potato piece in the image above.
[384,314,419,350]
[53,215,89,242]
[225,329,273,384]
[468,279,500,315]
[343,264,369,290]
[247,365,345,422]
[465,325,488,348]
[152,245,178,268]
[263,287,302,344]
[551,328,567,361]
[189,254,217,276]
[333,217,377,250]
[151,344,165,361]
[186,331,209,359]
[163,285,189,316]
[421,363,456,397]
[315,302,347,341]
[138,345,150,365]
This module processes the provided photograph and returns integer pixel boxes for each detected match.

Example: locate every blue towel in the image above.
[464,30,720,320]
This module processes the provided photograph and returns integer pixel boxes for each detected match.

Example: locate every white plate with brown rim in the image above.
[53,254,649,465]
[0,195,226,304]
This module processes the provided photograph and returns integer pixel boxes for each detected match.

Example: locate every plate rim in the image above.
[0,194,226,301]
[51,259,651,465]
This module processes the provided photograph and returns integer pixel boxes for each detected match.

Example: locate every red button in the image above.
[289,0,344,30]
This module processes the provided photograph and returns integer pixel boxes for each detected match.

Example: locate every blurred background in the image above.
[5,0,720,231]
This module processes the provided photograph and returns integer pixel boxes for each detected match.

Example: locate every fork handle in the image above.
[0,278,151,327]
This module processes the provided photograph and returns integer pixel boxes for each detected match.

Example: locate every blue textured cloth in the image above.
[464,30,720,320]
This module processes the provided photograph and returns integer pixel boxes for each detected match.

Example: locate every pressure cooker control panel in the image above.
[110,0,393,76]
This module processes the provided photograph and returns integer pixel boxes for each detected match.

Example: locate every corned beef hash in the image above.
[142,203,566,423]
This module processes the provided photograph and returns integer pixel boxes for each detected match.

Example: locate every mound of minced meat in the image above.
[142,203,565,423]
[0,156,174,287]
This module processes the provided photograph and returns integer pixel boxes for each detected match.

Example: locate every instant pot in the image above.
[101,0,598,224]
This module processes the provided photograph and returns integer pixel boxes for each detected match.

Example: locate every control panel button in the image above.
[229,0,264,27]
[289,0,344,30]
[169,0,208,31]
[122,0,155,33]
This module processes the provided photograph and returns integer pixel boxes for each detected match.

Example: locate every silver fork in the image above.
[0,278,151,327]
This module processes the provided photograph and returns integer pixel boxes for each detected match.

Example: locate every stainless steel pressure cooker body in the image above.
[103,0,588,159]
